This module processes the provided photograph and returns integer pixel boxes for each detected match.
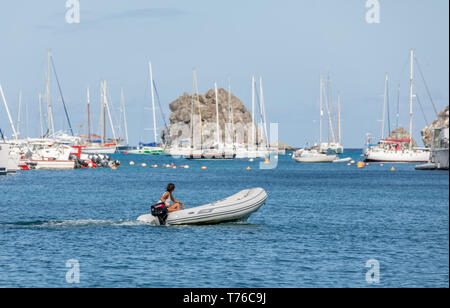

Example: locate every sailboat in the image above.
[313,72,344,154]
[82,82,118,154]
[364,49,430,163]
[128,62,167,155]
[293,76,338,163]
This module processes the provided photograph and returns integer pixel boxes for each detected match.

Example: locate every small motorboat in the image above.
[292,149,336,163]
[137,187,267,226]
[333,157,352,163]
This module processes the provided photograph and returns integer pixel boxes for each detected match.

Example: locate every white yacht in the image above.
[364,49,431,163]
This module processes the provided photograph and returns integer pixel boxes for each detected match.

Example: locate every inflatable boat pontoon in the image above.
[137,187,267,226]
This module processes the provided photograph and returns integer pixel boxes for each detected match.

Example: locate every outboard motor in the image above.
[151,203,168,225]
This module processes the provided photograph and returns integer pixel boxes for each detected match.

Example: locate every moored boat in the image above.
[292,149,336,163]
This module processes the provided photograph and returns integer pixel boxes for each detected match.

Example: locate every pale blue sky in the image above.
[0,0,448,147]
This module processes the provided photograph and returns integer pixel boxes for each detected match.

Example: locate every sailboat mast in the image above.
[38,93,44,138]
[396,84,400,139]
[337,93,341,144]
[193,70,203,149]
[319,76,323,145]
[25,103,29,138]
[190,70,195,151]
[325,71,336,144]
[251,75,255,149]
[149,62,158,145]
[121,88,129,145]
[214,82,220,148]
[17,91,22,138]
[382,73,388,139]
[0,85,18,140]
[259,77,269,149]
[87,88,91,141]
[103,81,117,143]
[46,50,55,137]
[228,80,235,146]
[101,81,106,144]
[409,49,415,150]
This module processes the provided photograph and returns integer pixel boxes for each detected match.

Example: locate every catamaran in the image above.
[364,49,430,163]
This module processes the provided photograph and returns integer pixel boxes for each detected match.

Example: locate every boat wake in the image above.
[1,219,148,229]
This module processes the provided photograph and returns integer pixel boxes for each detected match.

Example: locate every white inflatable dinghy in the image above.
[137,187,267,226]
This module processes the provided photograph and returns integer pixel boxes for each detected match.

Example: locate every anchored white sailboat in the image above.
[294,76,339,163]
[316,72,344,154]
[364,49,430,163]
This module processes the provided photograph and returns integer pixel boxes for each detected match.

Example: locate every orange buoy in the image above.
[357,161,365,169]
[201,166,207,170]
[391,166,396,172]
[247,166,251,171]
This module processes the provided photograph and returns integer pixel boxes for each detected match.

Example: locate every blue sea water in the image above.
[0,151,448,288]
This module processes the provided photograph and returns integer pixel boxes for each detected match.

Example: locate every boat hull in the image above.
[82,146,116,154]
[364,150,430,163]
[21,160,76,170]
[184,153,236,160]
[137,187,267,226]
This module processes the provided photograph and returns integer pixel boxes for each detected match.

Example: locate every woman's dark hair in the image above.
[166,183,175,192]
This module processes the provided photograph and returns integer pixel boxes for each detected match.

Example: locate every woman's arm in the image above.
[170,193,185,208]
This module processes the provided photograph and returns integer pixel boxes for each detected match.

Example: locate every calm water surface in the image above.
[0,151,448,287]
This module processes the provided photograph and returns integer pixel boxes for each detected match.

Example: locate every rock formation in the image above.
[421,106,449,148]
[162,89,261,147]
[386,127,418,148]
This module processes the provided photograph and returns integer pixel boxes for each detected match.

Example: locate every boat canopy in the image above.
[381,138,411,144]
[139,142,157,147]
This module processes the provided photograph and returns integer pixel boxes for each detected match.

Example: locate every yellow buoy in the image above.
[264,158,269,164]
[201,166,207,170]
[357,161,365,169]
[391,166,396,172]
[247,166,251,171]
